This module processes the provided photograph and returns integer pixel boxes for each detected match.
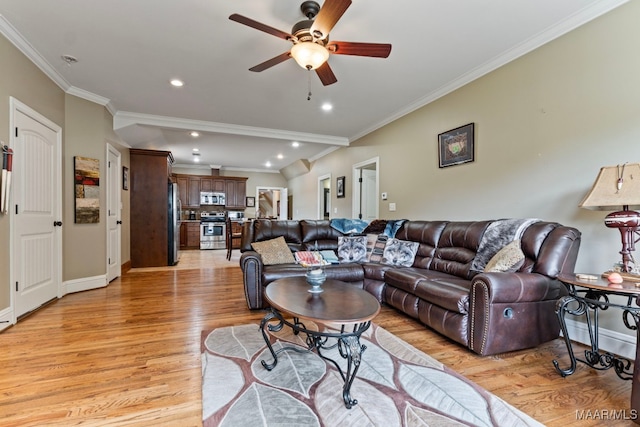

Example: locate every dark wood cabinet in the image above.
[176,176,188,208]
[130,149,173,267]
[179,222,187,248]
[213,178,226,192]
[225,178,247,209]
[200,178,212,192]
[186,223,200,248]
[187,177,200,207]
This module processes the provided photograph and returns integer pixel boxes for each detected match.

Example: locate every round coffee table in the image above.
[260,277,380,409]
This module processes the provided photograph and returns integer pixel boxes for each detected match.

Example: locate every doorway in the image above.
[318,173,331,220]
[10,97,63,319]
[256,187,288,220]
[106,144,122,282]
[352,157,379,220]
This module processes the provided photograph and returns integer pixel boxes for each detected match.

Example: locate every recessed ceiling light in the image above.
[170,79,184,87]
[277,154,284,160]
[190,131,199,137]
[265,161,272,168]
[193,157,200,162]
[192,148,199,152]
[321,103,333,111]
[292,141,300,148]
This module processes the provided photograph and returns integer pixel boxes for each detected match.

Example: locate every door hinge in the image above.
[15,282,18,292]
[15,127,18,137]
[15,205,18,215]
[359,177,363,183]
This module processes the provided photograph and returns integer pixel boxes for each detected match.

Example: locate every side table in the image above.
[555,273,640,422]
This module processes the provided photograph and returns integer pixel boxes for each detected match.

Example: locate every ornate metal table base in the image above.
[259,308,370,409]
[553,287,640,381]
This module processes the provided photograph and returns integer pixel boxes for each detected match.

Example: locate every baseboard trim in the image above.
[122,260,131,274]
[0,307,13,332]
[564,318,636,360]
[63,275,107,294]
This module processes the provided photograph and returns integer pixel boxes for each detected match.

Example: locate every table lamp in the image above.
[579,163,640,276]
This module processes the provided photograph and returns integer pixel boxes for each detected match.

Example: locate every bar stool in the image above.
[226,216,242,261]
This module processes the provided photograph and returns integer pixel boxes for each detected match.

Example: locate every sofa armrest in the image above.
[471,272,567,304]
[240,251,264,309]
[468,272,568,356]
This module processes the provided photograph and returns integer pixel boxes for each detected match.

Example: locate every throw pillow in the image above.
[251,236,296,265]
[368,234,388,263]
[484,240,525,273]
[337,235,368,263]
[381,238,419,267]
[320,250,339,264]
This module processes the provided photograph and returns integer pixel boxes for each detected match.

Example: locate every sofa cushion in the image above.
[381,238,419,267]
[251,237,296,265]
[385,269,471,314]
[484,240,525,273]
[300,220,343,251]
[337,236,368,263]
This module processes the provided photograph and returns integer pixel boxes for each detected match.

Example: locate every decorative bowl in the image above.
[305,267,326,293]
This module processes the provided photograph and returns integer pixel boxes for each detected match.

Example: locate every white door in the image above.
[361,169,377,221]
[106,144,121,282]
[11,99,62,318]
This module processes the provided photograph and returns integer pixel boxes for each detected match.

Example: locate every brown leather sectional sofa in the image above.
[239,219,581,356]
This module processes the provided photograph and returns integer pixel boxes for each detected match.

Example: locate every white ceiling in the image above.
[0,0,627,173]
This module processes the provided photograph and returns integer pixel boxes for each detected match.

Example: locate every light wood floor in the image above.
[0,249,635,426]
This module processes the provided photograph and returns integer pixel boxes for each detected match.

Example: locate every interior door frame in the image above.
[352,157,379,219]
[317,173,331,220]
[9,97,63,324]
[106,143,122,282]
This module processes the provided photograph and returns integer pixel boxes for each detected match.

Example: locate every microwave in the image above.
[200,191,225,206]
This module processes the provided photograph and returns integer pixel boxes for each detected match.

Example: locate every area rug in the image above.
[201,322,542,426]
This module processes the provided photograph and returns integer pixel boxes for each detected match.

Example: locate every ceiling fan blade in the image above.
[316,62,337,86]
[229,14,292,40]
[328,41,392,58]
[249,52,292,72]
[310,0,352,40]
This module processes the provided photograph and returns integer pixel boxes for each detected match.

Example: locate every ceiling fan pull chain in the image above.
[307,69,312,101]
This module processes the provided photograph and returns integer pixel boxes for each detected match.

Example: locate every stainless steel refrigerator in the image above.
[168,182,180,265]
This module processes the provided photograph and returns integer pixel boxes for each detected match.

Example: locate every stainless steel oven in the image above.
[200,212,226,250]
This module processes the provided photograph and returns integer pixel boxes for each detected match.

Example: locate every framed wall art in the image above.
[122,166,129,190]
[246,196,255,207]
[336,176,345,198]
[74,156,100,224]
[438,123,475,168]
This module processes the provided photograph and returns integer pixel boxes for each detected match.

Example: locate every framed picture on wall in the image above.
[246,196,255,207]
[337,176,345,198]
[438,123,475,168]
[122,166,129,190]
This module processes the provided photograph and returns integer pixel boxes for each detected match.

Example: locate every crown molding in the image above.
[113,111,349,146]
[0,15,70,91]
[348,0,630,142]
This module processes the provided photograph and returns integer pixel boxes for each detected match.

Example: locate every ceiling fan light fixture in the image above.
[291,42,329,70]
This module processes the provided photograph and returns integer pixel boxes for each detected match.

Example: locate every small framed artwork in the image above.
[122,166,129,190]
[438,123,475,168]
[246,196,255,207]
[336,176,345,198]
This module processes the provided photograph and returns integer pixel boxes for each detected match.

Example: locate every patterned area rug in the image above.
[201,322,542,426]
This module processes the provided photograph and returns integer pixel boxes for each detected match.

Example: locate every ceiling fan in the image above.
[229,0,392,86]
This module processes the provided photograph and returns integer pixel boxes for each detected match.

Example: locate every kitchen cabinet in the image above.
[130,149,173,267]
[186,222,201,248]
[179,222,187,248]
[225,177,247,209]
[173,174,247,209]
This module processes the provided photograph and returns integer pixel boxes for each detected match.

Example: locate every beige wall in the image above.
[288,2,640,331]
[0,35,65,310]
[63,95,129,280]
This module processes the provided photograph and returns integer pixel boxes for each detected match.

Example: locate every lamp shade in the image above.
[579,163,640,211]
[290,42,330,70]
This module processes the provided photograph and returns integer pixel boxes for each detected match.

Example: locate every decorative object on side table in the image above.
[305,266,326,292]
[438,123,474,168]
[580,162,640,278]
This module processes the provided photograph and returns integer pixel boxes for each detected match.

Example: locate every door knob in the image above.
[53,221,63,226]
